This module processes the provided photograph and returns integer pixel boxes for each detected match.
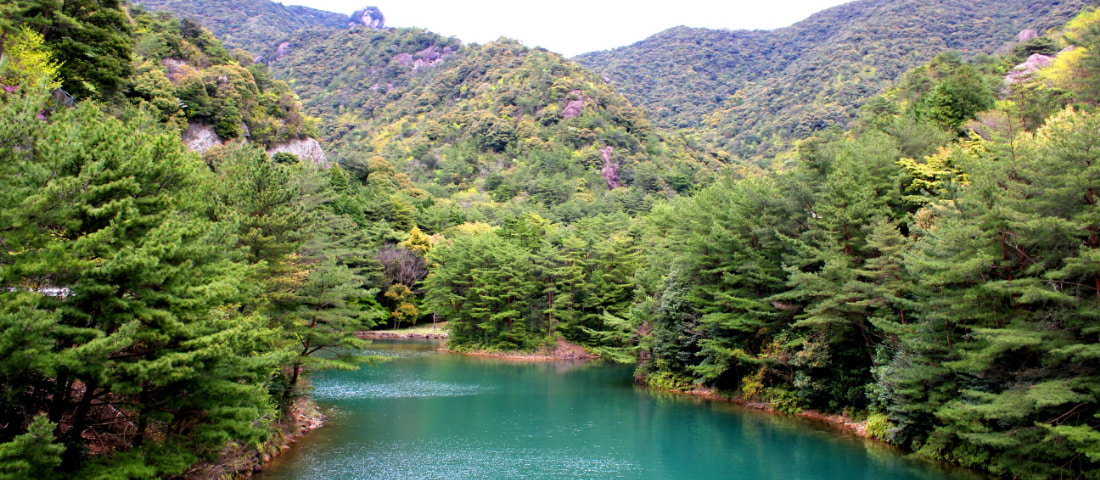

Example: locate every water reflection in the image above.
[261,340,982,480]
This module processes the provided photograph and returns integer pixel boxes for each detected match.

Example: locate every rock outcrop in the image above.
[349,6,385,29]
[599,146,621,190]
[183,122,222,153]
[161,58,195,83]
[1017,29,1039,43]
[275,41,291,60]
[395,45,455,71]
[561,90,585,119]
[266,137,330,168]
[1006,52,1056,84]
[182,122,330,169]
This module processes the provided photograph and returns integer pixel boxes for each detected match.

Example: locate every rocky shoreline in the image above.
[185,396,326,479]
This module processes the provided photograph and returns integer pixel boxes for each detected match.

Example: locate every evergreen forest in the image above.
[3,0,1100,478]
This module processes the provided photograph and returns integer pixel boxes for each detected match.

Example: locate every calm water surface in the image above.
[260,340,980,480]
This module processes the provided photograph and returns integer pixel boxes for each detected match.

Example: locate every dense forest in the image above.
[577,0,1089,163]
[135,0,349,56]
[0,2,376,478]
[4,0,1100,478]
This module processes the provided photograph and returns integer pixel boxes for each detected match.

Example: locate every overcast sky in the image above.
[280,0,854,56]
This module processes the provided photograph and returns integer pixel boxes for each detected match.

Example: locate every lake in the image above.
[259,340,981,480]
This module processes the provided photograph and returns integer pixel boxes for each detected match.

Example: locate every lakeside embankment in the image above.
[680,387,869,438]
[358,328,598,361]
[186,396,325,479]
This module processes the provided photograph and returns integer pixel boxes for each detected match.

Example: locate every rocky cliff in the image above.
[266,138,330,167]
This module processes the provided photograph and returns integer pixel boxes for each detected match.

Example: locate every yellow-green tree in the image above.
[0,26,60,90]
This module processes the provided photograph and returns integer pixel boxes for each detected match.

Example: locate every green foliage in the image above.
[425,213,640,353]
[865,413,896,441]
[15,0,135,100]
[909,56,995,131]
[0,26,60,90]
[627,20,1100,477]
[117,7,320,145]
[255,25,717,222]
[135,0,348,56]
[0,89,287,476]
[577,0,1088,162]
[6,1,1100,479]
[0,83,372,477]
[0,416,63,480]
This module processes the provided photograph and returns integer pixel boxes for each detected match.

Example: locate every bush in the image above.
[865,413,896,441]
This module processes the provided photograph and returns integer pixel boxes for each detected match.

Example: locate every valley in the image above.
[1,0,1100,478]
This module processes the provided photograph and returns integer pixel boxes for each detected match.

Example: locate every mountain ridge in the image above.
[576,0,1090,161]
[136,0,350,55]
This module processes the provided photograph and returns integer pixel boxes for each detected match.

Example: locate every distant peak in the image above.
[350,6,385,29]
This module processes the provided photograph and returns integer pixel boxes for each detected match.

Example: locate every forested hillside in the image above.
[268,26,724,225]
[630,10,1100,478]
[576,0,1089,162]
[136,0,348,56]
[125,4,319,147]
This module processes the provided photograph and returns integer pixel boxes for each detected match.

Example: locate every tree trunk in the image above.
[547,290,554,336]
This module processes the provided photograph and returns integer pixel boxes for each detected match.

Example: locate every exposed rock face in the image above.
[1006,53,1055,84]
[1017,29,1039,43]
[395,45,454,71]
[161,58,194,83]
[183,122,222,153]
[275,41,291,60]
[349,6,385,29]
[561,90,585,119]
[267,137,330,168]
[599,146,621,190]
[182,122,329,169]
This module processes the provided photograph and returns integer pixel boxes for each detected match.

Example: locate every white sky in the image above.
[280,0,855,57]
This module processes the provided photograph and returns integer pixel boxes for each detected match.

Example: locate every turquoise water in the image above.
[259,340,980,480]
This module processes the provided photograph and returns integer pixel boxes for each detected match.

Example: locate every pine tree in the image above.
[0,416,63,480]
[882,108,1100,477]
[284,259,371,387]
[0,90,282,476]
[13,0,134,100]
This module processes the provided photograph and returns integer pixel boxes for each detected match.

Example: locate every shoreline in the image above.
[359,331,600,361]
[679,386,869,438]
[445,347,598,362]
[445,337,599,362]
[186,395,326,479]
[357,330,448,340]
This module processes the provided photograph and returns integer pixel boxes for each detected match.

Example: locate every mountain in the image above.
[263,25,722,222]
[575,0,1090,161]
[136,0,1090,216]
[135,0,349,55]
